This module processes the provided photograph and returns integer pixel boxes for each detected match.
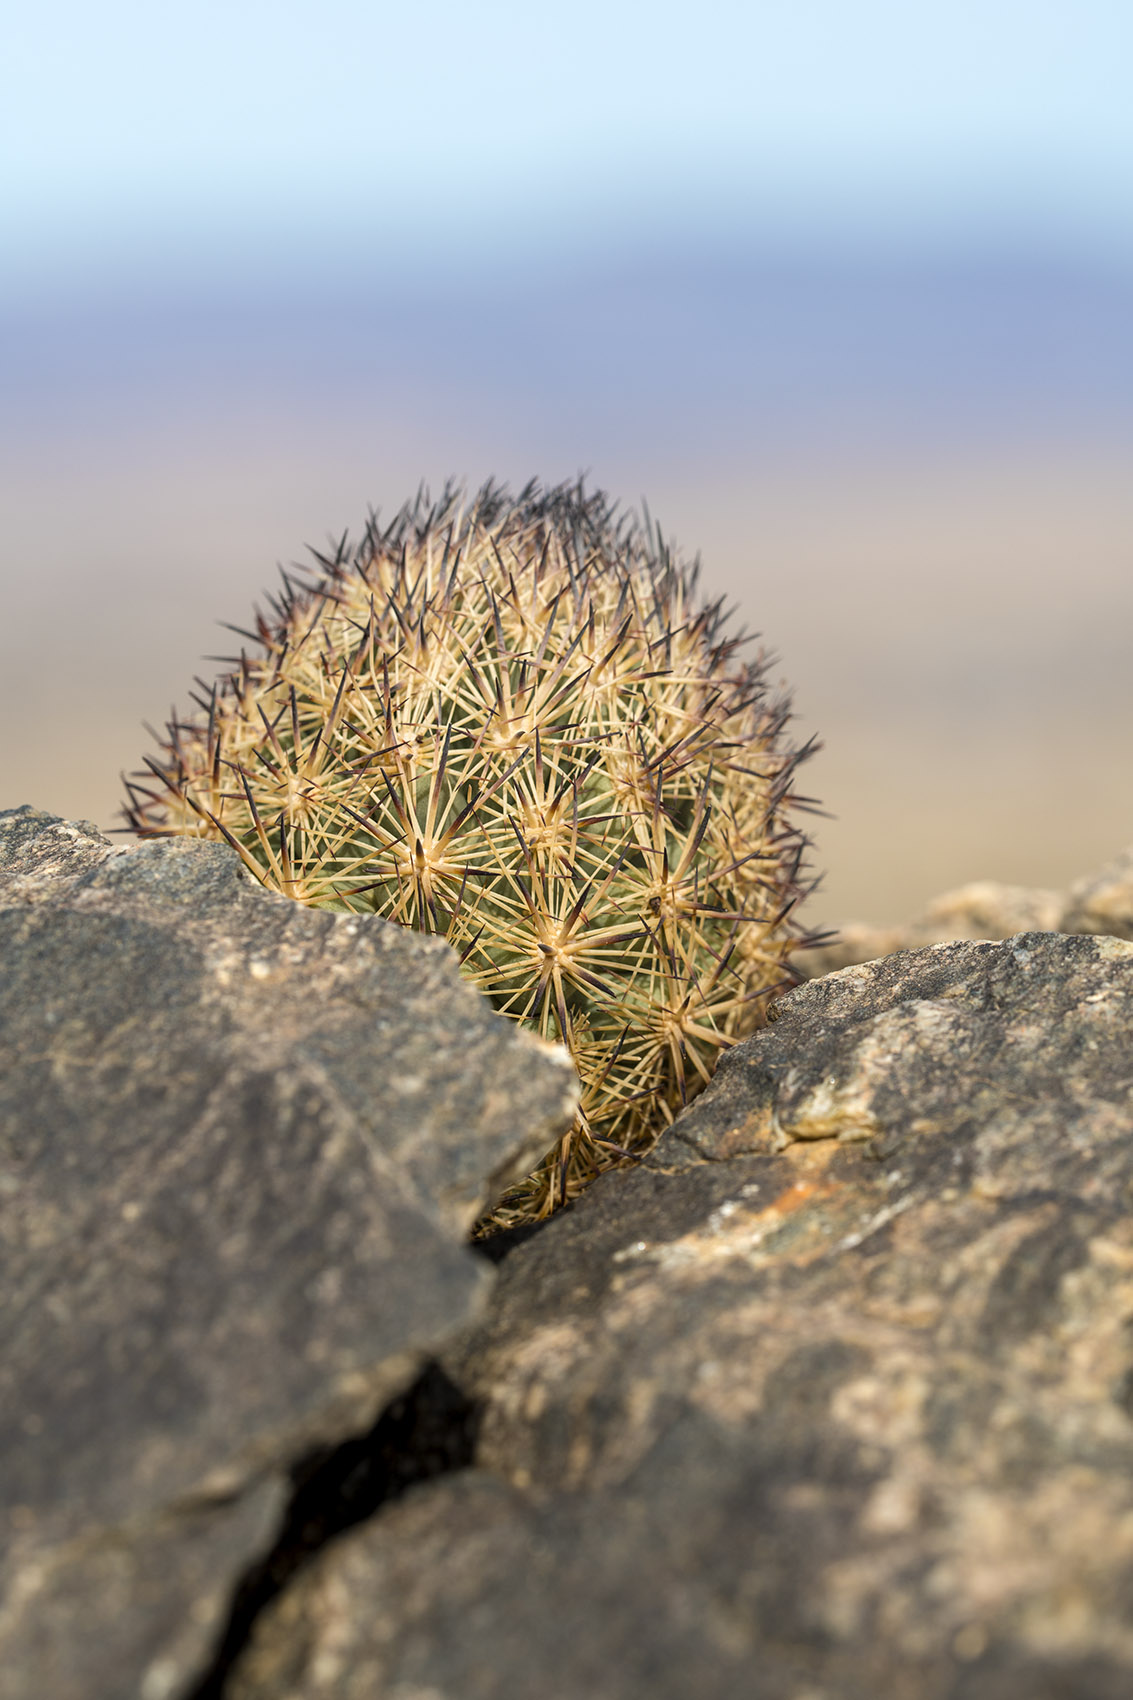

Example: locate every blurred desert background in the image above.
[2,2,1130,926]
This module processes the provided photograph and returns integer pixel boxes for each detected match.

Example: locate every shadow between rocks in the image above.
[471,1214,561,1265]
[187,1363,481,1700]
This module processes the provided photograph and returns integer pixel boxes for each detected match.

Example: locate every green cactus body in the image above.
[126,480,815,1225]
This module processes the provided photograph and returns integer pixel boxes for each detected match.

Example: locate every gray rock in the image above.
[796,879,1065,976]
[230,932,1133,1700]
[0,807,578,1700]
[1061,845,1133,942]
[795,845,1133,979]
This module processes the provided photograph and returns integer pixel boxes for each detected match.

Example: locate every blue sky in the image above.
[4,0,1133,300]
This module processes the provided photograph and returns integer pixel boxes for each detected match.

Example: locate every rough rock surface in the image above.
[0,807,578,1700]
[797,846,1133,976]
[231,932,1133,1700]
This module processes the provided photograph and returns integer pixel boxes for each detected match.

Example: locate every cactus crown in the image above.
[125,479,815,1226]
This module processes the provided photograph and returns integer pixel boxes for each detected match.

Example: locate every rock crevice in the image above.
[0,807,576,1700]
[6,807,1133,1699]
[187,1362,481,1700]
[227,931,1133,1700]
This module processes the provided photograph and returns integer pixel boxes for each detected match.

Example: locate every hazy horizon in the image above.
[4,240,1131,925]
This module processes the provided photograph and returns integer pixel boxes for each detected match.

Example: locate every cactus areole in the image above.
[126,480,817,1227]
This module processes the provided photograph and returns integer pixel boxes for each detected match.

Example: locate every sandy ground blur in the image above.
[2,411,1128,927]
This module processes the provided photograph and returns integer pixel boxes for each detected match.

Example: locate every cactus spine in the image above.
[125,480,815,1226]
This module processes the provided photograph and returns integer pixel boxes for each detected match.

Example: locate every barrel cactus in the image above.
[125,479,816,1227]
